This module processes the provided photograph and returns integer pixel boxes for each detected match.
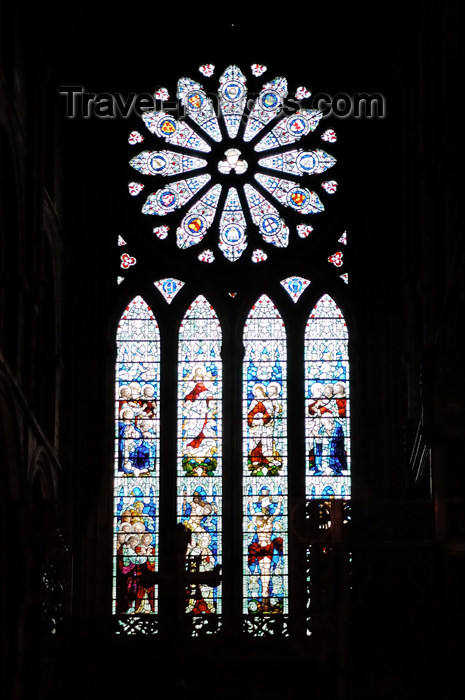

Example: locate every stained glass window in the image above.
[243,296,288,631]
[178,296,222,632]
[117,62,350,639]
[113,296,160,629]
[305,295,350,500]
[128,65,337,262]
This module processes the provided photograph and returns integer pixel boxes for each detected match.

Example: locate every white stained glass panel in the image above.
[219,64,247,139]
[244,76,288,142]
[218,187,248,261]
[142,111,211,152]
[177,77,222,142]
[176,184,222,249]
[129,150,207,177]
[141,175,211,216]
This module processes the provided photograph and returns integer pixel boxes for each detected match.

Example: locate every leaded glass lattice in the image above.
[113,296,160,623]
[243,296,288,626]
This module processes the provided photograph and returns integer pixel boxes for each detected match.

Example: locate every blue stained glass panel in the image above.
[305,295,350,500]
[243,296,288,620]
[114,296,160,618]
[178,296,223,620]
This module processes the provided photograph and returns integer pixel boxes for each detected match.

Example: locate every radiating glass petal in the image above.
[141,175,211,216]
[244,184,289,248]
[218,187,248,261]
[254,174,324,215]
[176,184,222,249]
[258,149,336,177]
[219,65,247,139]
[130,150,207,177]
[142,110,211,152]
[254,109,323,152]
[177,78,222,143]
[243,77,288,142]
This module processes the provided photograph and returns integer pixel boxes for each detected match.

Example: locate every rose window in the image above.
[128,64,338,264]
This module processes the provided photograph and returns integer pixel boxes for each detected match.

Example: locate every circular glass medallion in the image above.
[184,214,207,238]
[148,153,167,174]
[259,213,282,237]
[157,188,178,211]
[223,223,244,245]
[287,114,308,137]
[287,187,308,210]
[159,116,177,136]
[222,80,244,103]
[187,91,205,111]
[261,90,281,111]
[296,151,318,174]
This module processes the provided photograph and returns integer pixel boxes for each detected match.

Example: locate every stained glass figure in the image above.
[305,295,350,500]
[114,297,160,620]
[178,296,222,621]
[243,296,288,620]
[280,276,311,302]
[218,188,248,261]
[129,150,207,177]
[176,184,222,249]
[154,278,184,303]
